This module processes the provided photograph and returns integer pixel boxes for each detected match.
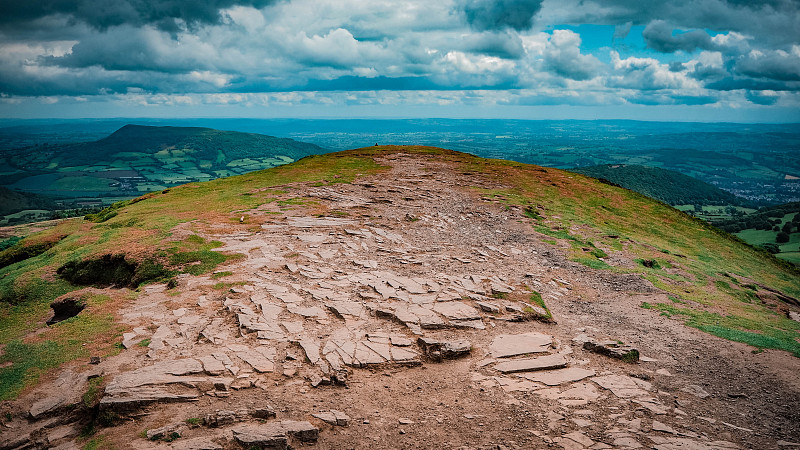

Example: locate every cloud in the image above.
[0,0,280,32]
[613,22,632,40]
[462,31,525,59]
[642,20,716,53]
[626,92,718,106]
[704,77,797,91]
[0,0,797,115]
[541,0,800,47]
[609,51,697,90]
[542,30,602,81]
[460,0,544,31]
[735,46,800,81]
[745,90,779,105]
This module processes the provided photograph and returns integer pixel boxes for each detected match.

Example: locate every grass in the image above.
[83,376,104,407]
[452,148,800,354]
[168,235,234,276]
[0,309,118,400]
[82,436,113,450]
[185,417,202,427]
[0,152,387,398]
[527,291,553,320]
[641,301,800,356]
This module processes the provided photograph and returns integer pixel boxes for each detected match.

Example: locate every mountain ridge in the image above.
[0,146,798,449]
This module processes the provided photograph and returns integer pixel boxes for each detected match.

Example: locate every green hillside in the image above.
[570,164,752,208]
[0,125,326,198]
[0,146,798,400]
[714,202,800,264]
[0,186,57,217]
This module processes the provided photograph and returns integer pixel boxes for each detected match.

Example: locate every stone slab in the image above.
[490,333,553,358]
[493,353,568,374]
[520,367,596,386]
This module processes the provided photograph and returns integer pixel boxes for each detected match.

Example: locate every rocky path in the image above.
[3,152,799,449]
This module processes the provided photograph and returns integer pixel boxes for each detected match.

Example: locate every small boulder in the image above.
[582,338,639,363]
[146,423,186,441]
[417,337,471,361]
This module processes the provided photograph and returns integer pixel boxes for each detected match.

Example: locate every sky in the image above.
[0,0,799,121]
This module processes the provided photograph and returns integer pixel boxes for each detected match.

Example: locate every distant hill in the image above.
[0,187,57,217]
[569,164,752,207]
[50,124,326,168]
[0,125,327,200]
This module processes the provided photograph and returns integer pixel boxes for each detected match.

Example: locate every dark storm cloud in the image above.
[561,0,800,46]
[669,62,687,72]
[462,31,525,59]
[0,0,278,31]
[735,51,800,81]
[688,63,729,81]
[705,77,799,91]
[745,90,779,105]
[41,26,212,73]
[460,0,544,31]
[642,20,716,53]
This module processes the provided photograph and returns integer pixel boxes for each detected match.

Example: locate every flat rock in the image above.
[682,384,711,399]
[493,354,568,374]
[648,435,740,449]
[233,425,288,450]
[313,409,349,426]
[490,333,553,358]
[198,355,226,376]
[234,348,275,373]
[170,437,224,450]
[99,386,199,411]
[652,420,678,434]
[593,374,653,398]
[326,301,365,318]
[29,370,85,419]
[520,367,596,386]
[433,301,481,321]
[475,301,500,313]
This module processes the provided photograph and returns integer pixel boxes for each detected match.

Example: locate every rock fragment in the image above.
[493,354,568,374]
[521,367,596,386]
[682,384,711,399]
[583,338,640,362]
[417,337,471,361]
[490,332,553,358]
[146,423,185,441]
[313,410,350,426]
[233,420,319,449]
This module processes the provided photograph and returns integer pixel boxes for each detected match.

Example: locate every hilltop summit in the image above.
[1,146,798,449]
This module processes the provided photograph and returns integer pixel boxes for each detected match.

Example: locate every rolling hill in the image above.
[569,164,753,208]
[0,146,798,449]
[0,186,57,217]
[0,124,326,199]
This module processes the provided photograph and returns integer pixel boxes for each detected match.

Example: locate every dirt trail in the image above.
[3,152,799,450]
